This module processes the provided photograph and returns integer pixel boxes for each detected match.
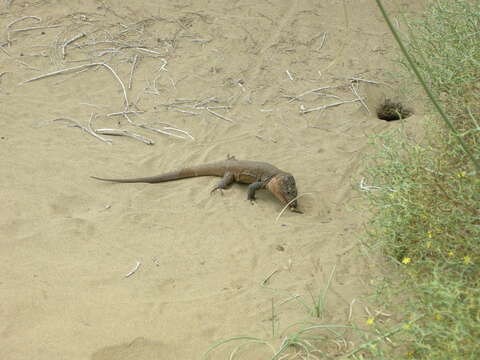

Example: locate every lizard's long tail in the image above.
[91,162,226,183]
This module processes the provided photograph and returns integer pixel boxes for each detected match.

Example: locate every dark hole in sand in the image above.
[376,98,412,121]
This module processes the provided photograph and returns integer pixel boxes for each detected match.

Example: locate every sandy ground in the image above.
[1,1,424,359]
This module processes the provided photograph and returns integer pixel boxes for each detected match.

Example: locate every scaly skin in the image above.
[92,156,300,211]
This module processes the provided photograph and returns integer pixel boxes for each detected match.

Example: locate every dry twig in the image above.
[128,54,139,89]
[349,77,383,85]
[48,117,112,144]
[0,44,9,56]
[95,128,154,145]
[170,108,201,116]
[286,85,342,103]
[262,269,280,285]
[6,16,41,44]
[206,108,234,123]
[275,193,311,222]
[125,261,141,278]
[348,299,356,322]
[163,127,195,140]
[21,62,129,110]
[107,110,145,117]
[138,124,187,140]
[350,81,370,113]
[300,99,361,114]
[134,47,163,57]
[61,32,86,59]
[11,24,62,33]
[318,32,327,51]
[286,70,294,81]
[194,96,217,108]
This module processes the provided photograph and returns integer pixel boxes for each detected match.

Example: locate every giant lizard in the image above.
[92,156,300,211]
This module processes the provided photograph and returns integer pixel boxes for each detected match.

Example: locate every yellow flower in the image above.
[448,251,454,257]
[426,241,432,248]
[427,231,432,238]
[403,323,411,329]
[457,171,466,178]
[366,317,375,325]
[402,257,411,264]
[463,256,472,265]
[435,314,443,321]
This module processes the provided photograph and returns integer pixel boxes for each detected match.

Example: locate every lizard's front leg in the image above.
[211,172,235,195]
[247,181,265,203]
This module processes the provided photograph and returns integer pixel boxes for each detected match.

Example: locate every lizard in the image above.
[91,156,300,211]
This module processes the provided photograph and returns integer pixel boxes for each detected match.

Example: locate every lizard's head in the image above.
[266,174,299,210]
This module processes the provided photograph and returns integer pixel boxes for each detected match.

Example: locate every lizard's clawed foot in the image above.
[291,208,303,214]
[210,187,224,196]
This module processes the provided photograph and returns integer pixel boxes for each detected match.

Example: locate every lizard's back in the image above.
[91,158,287,184]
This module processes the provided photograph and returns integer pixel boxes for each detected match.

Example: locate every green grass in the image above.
[307,265,336,319]
[361,0,480,358]
[202,312,408,360]
[259,265,337,320]
[204,267,420,359]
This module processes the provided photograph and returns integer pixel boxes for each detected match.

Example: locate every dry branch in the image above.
[11,24,62,33]
[128,54,139,89]
[21,62,129,110]
[206,108,234,123]
[350,81,370,113]
[48,117,112,144]
[275,193,310,222]
[300,99,361,114]
[107,110,145,117]
[163,127,195,140]
[6,16,41,43]
[318,32,327,51]
[286,85,342,103]
[138,124,187,140]
[170,108,201,116]
[0,44,9,56]
[95,128,154,145]
[61,32,86,59]
[125,261,141,278]
[349,77,382,85]
[286,70,294,81]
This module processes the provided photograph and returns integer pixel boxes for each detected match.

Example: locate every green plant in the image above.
[361,1,480,358]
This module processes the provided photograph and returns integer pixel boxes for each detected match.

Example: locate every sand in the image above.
[1,1,424,359]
